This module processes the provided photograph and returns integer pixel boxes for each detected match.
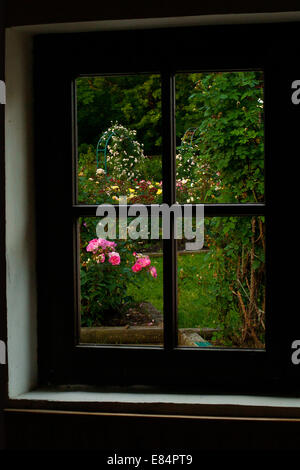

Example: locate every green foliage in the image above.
[203,216,265,347]
[78,145,96,167]
[76,75,162,155]
[176,71,265,346]
[187,71,264,203]
[136,154,161,181]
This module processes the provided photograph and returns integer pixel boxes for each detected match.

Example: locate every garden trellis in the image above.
[181,127,199,147]
[96,131,113,174]
[179,126,203,153]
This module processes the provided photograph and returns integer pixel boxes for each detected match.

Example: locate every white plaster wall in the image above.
[5,30,37,397]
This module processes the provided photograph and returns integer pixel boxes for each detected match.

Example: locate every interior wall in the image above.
[5,29,37,397]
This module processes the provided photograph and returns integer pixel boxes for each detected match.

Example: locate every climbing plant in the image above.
[96,122,146,181]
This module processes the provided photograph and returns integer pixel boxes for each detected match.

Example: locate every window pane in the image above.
[79,217,163,346]
[177,216,266,349]
[175,71,264,204]
[76,74,162,204]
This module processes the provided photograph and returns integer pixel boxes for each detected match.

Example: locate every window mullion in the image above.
[71,203,265,217]
[162,71,177,351]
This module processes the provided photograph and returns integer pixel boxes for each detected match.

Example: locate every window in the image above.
[34,25,274,389]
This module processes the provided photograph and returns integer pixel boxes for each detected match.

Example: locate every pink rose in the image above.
[108,252,121,265]
[149,266,157,278]
[132,262,143,272]
[136,256,151,268]
[86,239,100,252]
[98,238,117,249]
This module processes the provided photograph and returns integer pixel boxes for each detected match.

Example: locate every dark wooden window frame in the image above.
[34,24,280,391]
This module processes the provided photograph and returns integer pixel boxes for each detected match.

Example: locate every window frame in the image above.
[34,24,275,390]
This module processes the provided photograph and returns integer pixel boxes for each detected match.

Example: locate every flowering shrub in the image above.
[132,252,157,278]
[99,122,145,181]
[79,167,164,205]
[81,234,157,326]
[77,124,163,204]
[176,141,223,203]
[77,124,224,206]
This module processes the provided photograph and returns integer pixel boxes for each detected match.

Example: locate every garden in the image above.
[77,71,265,349]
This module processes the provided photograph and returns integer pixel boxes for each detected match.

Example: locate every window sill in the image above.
[6,386,300,419]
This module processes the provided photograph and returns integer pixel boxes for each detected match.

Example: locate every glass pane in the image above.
[79,217,163,346]
[177,216,266,349]
[175,71,264,204]
[76,74,162,204]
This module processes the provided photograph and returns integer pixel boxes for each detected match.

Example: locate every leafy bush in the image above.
[187,71,264,204]
[183,71,265,347]
[80,219,158,326]
[78,145,96,167]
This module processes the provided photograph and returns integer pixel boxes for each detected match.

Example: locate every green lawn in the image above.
[127,252,220,329]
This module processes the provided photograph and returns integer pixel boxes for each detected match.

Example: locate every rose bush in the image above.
[80,231,158,326]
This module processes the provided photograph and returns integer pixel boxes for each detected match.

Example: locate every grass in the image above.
[127,255,164,315]
[127,252,220,329]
